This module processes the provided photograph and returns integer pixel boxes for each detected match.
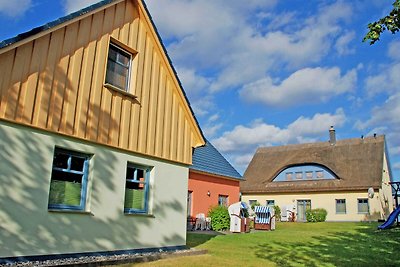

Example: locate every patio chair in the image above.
[195,213,206,230]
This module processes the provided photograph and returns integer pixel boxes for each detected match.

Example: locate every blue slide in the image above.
[378,205,400,230]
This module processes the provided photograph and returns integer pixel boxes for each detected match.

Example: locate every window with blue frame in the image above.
[48,148,90,210]
[124,164,150,214]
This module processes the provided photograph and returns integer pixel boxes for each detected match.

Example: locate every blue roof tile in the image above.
[191,140,242,180]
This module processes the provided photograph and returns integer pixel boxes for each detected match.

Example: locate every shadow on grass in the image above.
[254,223,400,267]
[186,232,222,248]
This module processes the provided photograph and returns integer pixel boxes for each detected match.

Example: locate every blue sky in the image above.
[0,0,399,180]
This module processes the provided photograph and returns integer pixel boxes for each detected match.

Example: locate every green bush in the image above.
[273,205,281,221]
[208,205,230,231]
[306,208,328,222]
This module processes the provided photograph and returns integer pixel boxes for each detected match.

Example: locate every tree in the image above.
[363,0,400,44]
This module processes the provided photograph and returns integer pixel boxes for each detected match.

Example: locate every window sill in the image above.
[104,83,137,99]
[124,212,155,218]
[48,209,94,216]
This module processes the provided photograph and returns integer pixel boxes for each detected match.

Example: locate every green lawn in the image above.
[125,222,400,267]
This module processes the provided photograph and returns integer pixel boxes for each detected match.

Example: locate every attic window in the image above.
[105,43,132,91]
[274,164,337,182]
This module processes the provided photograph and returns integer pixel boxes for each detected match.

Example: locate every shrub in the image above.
[208,205,230,231]
[306,208,328,222]
[273,205,281,221]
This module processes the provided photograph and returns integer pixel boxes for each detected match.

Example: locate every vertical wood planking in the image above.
[0,0,203,164]
[86,7,111,140]
[108,92,122,146]
[95,6,115,143]
[169,92,178,161]
[74,15,96,138]
[33,30,64,128]
[119,0,132,44]
[15,40,37,123]
[119,97,132,149]
[0,49,16,118]
[128,0,139,50]
[21,36,50,124]
[146,52,159,155]
[111,1,125,39]
[137,35,153,153]
[128,21,146,151]
[154,67,166,157]
[176,106,184,162]
[13,42,34,121]
[60,17,91,135]
[162,79,172,158]
[4,43,32,120]
[183,119,191,163]
[47,23,78,131]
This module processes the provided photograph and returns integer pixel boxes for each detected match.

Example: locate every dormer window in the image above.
[274,164,337,182]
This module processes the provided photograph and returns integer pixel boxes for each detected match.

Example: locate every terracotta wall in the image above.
[188,171,240,217]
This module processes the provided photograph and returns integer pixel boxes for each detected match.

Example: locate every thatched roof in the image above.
[241,135,387,194]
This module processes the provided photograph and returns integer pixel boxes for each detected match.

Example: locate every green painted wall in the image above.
[0,121,189,258]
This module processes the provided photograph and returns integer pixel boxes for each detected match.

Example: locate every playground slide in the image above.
[378,205,400,230]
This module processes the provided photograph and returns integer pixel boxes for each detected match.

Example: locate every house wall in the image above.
[0,0,203,165]
[242,190,387,222]
[381,149,394,213]
[188,171,240,217]
[0,121,189,258]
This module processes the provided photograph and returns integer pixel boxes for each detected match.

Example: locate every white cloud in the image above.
[240,67,357,107]
[355,93,400,157]
[212,109,346,172]
[335,31,356,55]
[365,63,400,97]
[63,0,99,14]
[146,0,354,94]
[388,40,400,61]
[0,0,31,17]
[394,162,400,170]
[213,109,346,153]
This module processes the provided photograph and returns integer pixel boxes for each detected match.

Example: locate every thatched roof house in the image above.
[241,128,394,222]
[242,135,387,194]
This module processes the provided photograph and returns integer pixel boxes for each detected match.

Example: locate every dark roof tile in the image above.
[191,140,242,180]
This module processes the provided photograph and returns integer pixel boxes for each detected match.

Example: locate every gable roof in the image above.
[0,0,204,145]
[191,140,242,180]
[0,0,205,161]
[241,135,387,193]
[0,0,118,50]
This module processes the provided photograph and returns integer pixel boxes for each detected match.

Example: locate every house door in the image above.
[297,200,311,221]
[187,191,193,217]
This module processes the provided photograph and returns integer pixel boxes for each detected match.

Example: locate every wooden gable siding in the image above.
[0,0,203,164]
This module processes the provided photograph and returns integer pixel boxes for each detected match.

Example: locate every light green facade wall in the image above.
[0,121,189,258]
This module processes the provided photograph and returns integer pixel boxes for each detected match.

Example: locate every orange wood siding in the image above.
[0,0,204,164]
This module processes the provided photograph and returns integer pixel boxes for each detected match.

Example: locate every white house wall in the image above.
[0,121,189,258]
[242,191,389,222]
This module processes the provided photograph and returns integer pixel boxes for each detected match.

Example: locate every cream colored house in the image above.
[241,129,393,222]
[0,0,204,261]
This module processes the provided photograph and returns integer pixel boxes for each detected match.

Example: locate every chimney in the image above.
[329,126,336,145]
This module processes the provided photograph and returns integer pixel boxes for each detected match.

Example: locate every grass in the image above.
[121,222,400,267]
